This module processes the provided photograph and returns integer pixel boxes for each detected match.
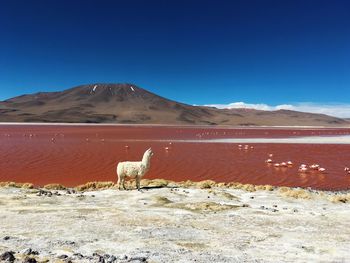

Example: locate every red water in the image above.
[1,125,350,190]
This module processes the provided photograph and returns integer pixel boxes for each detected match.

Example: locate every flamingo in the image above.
[310,164,320,170]
[274,163,280,167]
[125,145,130,149]
[265,159,273,163]
[298,164,308,172]
[280,162,287,167]
[287,161,293,166]
[318,168,326,173]
[344,167,350,172]
[299,167,308,173]
[268,153,273,158]
[165,147,170,151]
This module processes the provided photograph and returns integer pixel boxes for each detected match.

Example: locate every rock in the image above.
[107,255,117,262]
[22,248,32,255]
[63,240,75,245]
[73,253,84,259]
[21,248,39,256]
[242,204,249,207]
[58,254,68,259]
[0,251,15,262]
[129,256,147,262]
[23,257,37,263]
[3,236,10,240]
[22,248,39,256]
[271,209,278,212]
[273,204,277,207]
[293,209,298,213]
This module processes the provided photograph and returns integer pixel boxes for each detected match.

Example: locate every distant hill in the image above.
[0,83,349,126]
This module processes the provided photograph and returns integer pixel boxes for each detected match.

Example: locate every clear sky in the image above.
[0,0,349,116]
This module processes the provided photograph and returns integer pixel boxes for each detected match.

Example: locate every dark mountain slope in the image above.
[0,83,348,126]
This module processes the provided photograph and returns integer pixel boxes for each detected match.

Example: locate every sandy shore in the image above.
[1,182,350,262]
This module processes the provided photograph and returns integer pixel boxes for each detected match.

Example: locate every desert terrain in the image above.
[1,180,350,263]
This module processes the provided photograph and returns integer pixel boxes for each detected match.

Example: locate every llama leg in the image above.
[117,175,121,190]
[136,176,140,191]
[122,177,126,190]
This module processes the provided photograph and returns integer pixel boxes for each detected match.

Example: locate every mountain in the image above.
[0,83,348,126]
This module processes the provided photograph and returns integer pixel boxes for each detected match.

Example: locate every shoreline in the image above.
[1,179,349,203]
[1,122,350,129]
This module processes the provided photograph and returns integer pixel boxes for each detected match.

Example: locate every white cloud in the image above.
[205,102,350,118]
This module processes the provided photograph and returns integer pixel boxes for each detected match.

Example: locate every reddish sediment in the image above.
[1,124,350,190]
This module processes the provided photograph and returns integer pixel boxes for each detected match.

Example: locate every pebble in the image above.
[3,236,10,240]
[73,253,84,259]
[0,251,15,262]
[58,254,68,259]
[22,248,39,256]
[108,255,117,262]
[129,256,147,262]
[23,257,37,263]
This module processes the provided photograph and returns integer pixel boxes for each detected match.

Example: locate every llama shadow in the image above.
[141,185,179,190]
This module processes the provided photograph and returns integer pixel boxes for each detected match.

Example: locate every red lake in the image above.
[1,124,350,190]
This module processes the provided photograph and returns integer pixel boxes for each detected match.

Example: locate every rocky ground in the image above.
[0,183,350,263]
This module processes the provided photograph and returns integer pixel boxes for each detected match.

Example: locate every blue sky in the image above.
[0,0,349,116]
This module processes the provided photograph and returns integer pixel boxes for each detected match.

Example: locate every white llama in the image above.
[116,148,154,191]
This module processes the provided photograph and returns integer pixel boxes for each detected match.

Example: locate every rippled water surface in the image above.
[1,125,350,190]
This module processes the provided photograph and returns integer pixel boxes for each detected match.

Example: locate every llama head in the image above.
[146,148,154,157]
